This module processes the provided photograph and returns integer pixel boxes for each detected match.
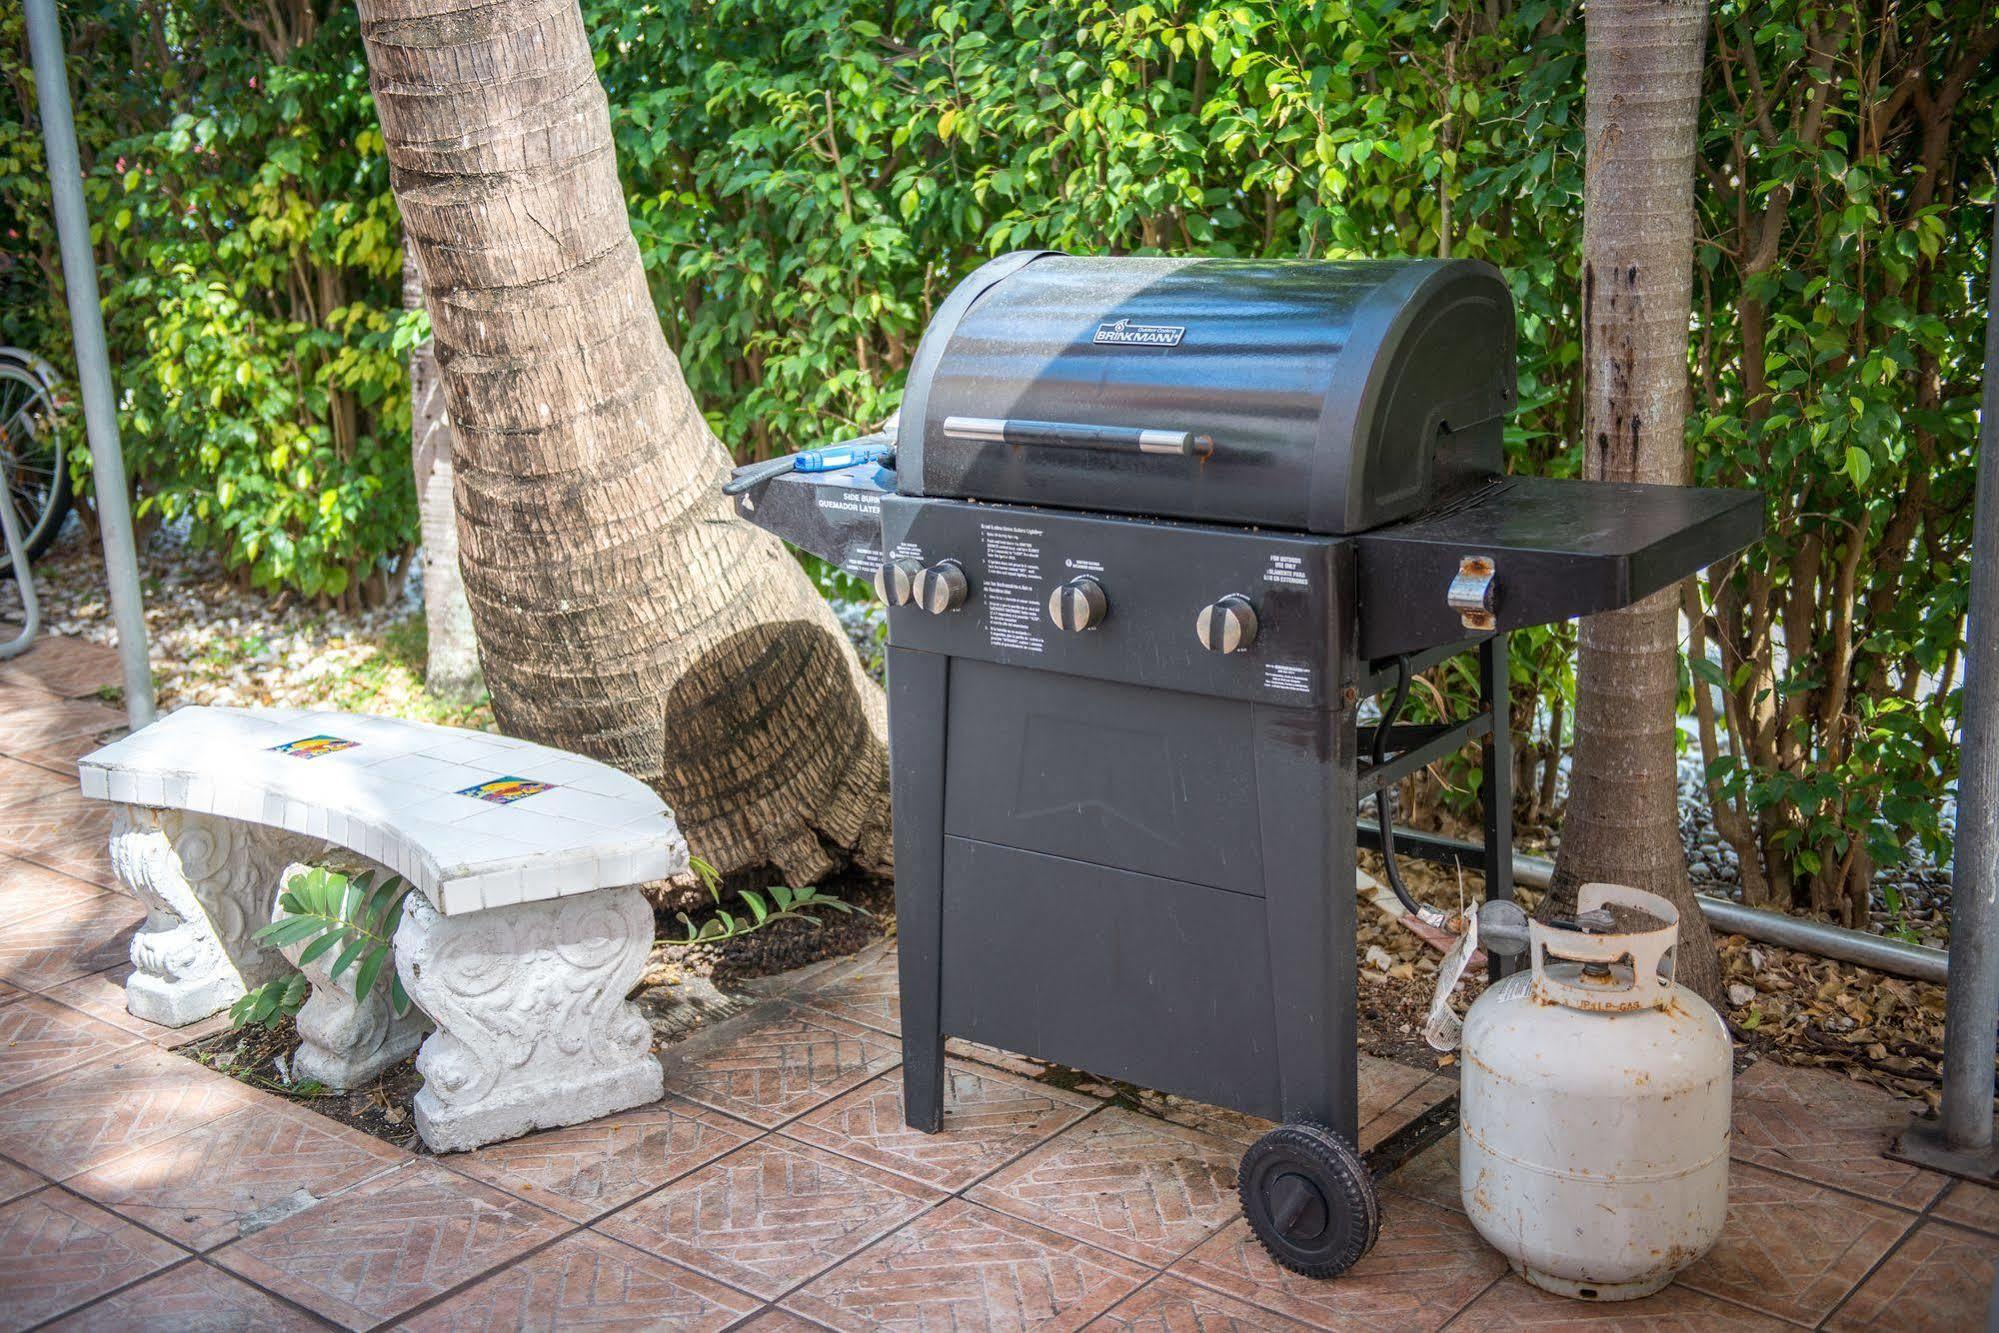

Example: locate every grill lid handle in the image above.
[941,415,1213,459]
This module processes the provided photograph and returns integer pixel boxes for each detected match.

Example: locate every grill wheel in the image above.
[1239,1120,1380,1278]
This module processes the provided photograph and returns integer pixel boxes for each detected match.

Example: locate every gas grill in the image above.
[728,253,1761,1278]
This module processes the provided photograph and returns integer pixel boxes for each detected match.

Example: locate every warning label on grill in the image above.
[979,522,1046,654]
[1264,554,1310,588]
[1264,663,1312,694]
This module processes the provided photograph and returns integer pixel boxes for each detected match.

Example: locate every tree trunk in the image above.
[357,0,891,884]
[1549,0,1720,1005]
[404,249,483,704]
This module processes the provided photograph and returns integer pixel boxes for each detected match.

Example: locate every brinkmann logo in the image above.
[1093,318,1185,347]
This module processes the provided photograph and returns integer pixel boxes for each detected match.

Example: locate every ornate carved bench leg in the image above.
[109,805,302,1026]
[271,861,431,1090]
[395,885,662,1152]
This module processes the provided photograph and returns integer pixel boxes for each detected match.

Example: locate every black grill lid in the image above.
[899,253,1517,533]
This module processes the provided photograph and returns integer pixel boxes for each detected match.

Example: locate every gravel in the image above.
[1,519,490,728]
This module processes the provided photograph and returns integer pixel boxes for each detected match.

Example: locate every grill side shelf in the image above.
[729,463,891,582]
[1352,477,1763,659]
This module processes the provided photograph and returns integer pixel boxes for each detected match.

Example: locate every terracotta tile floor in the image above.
[0,634,1988,1329]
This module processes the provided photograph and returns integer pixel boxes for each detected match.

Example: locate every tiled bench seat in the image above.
[78,705,684,1150]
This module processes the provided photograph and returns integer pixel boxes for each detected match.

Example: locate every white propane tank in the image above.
[1458,883,1732,1301]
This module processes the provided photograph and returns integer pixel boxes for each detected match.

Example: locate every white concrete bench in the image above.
[79,705,684,1151]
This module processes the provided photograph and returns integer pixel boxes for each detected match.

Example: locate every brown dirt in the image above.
[184,1019,429,1154]
[676,872,895,985]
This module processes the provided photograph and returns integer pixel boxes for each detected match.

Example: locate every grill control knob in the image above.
[1048,577,1108,632]
[1196,595,1259,653]
[874,558,923,607]
[915,560,970,614]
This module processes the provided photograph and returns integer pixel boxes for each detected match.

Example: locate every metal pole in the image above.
[23,0,155,728]
[1940,198,1999,1152]
[1889,195,1999,1181]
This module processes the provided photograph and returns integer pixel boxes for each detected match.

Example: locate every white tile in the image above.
[183,777,218,817]
[591,849,650,889]
[393,791,494,830]
[419,735,517,767]
[437,878,485,916]
[423,827,539,879]
[452,805,599,856]
[78,767,110,801]
[213,782,264,822]
[363,753,469,793]
[474,868,528,909]
[636,844,688,881]
[512,785,664,827]
[531,859,591,903]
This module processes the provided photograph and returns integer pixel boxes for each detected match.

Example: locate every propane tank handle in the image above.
[1528,883,1679,1012]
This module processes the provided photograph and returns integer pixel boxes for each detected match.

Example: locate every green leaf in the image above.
[1844,446,1871,486]
[328,934,370,982]
[296,929,342,966]
[352,946,388,1003]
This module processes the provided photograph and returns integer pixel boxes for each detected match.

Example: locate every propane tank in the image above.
[1458,883,1731,1301]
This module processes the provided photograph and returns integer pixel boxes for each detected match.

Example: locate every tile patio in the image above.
[0,633,1988,1329]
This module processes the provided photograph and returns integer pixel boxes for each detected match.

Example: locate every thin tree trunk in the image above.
[357,0,891,884]
[1549,0,1721,1005]
[404,249,483,704]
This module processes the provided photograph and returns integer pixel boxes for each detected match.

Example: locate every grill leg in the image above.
[887,646,948,1133]
[1255,568,1361,1143]
[1480,633,1518,981]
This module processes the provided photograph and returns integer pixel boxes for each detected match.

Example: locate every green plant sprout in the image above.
[670,856,863,945]
[230,858,860,1030]
[229,865,413,1030]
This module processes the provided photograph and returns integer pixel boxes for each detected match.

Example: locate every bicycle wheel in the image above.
[0,362,72,568]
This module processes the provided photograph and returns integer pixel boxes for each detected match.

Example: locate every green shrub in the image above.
[6,1,1989,901]
[5,2,417,604]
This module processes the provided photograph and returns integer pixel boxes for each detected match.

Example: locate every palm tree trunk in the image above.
[404,250,483,704]
[1550,0,1721,1003]
[357,0,891,884]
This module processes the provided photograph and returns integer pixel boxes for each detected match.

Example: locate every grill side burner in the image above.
[727,251,1762,1281]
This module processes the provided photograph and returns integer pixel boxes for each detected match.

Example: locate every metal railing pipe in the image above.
[23,0,155,727]
[1499,846,1949,985]
[0,487,41,659]
[1364,822,1951,986]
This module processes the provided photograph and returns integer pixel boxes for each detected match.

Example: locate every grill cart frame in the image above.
[728,252,1761,1278]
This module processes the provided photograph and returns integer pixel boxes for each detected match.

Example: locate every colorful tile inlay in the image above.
[457,777,554,805]
[269,735,358,758]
